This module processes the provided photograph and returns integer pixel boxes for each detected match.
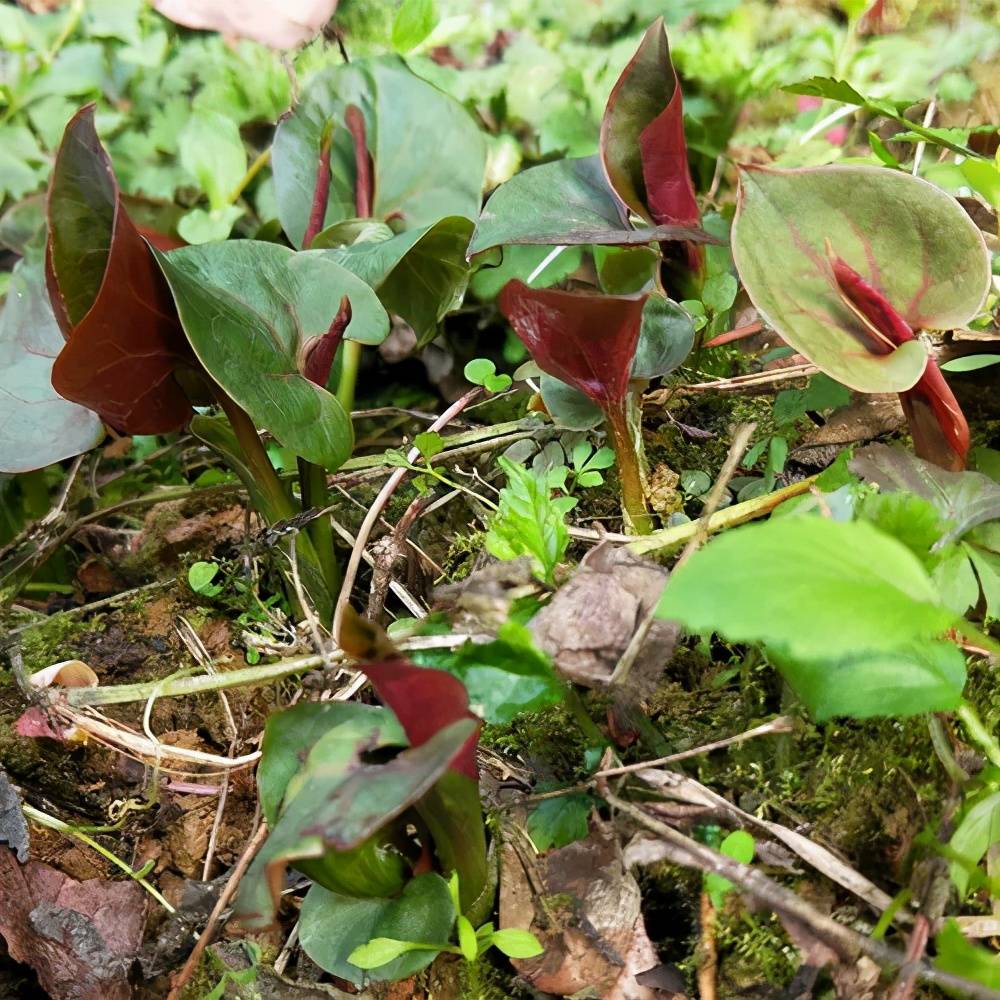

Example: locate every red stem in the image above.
[345,104,373,218]
[303,123,333,249]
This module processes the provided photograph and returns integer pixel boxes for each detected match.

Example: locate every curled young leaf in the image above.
[498,280,645,408]
[600,17,699,228]
[46,105,194,434]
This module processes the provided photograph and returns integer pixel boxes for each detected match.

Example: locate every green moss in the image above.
[15,611,105,674]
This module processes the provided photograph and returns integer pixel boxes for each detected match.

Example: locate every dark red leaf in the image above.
[46,105,194,434]
[830,250,969,470]
[302,295,351,386]
[498,280,645,408]
[363,658,480,780]
[600,18,699,228]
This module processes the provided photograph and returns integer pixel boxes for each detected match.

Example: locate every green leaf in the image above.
[527,794,592,851]
[949,791,1000,898]
[470,244,584,300]
[348,937,424,968]
[188,561,220,596]
[414,431,444,462]
[486,457,576,584]
[178,109,246,212]
[318,217,474,343]
[273,58,485,249]
[769,641,966,721]
[155,241,389,468]
[772,374,851,427]
[469,156,712,254]
[705,829,754,908]
[417,622,564,724]
[490,929,544,959]
[0,258,104,473]
[656,517,958,662]
[702,273,738,314]
[632,294,695,381]
[783,76,870,107]
[392,0,436,51]
[465,358,496,385]
[235,718,476,929]
[457,915,478,962]
[732,165,990,393]
[539,374,604,431]
[300,873,454,984]
[959,160,1000,208]
[176,205,244,245]
[941,354,1000,373]
[935,919,1000,988]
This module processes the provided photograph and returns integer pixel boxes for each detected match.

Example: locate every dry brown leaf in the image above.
[500,829,660,999]
[0,847,147,1000]
[530,543,678,694]
[153,0,339,48]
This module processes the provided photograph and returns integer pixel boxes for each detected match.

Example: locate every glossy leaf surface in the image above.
[46,105,194,433]
[0,258,103,473]
[600,17,699,226]
[731,164,990,393]
[499,279,645,407]
[273,58,485,248]
[469,156,711,255]
[155,241,389,468]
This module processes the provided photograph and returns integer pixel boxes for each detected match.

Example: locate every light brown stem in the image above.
[605,396,652,535]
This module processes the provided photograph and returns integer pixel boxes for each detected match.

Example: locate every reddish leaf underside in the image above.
[830,252,969,470]
[600,17,699,228]
[46,105,194,434]
[363,658,481,781]
[498,280,646,408]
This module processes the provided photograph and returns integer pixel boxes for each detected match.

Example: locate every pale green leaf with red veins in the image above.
[154,240,389,469]
[599,17,699,227]
[273,57,485,249]
[731,164,991,393]
[0,259,103,473]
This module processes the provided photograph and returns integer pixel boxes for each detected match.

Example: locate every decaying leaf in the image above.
[500,829,660,999]
[530,543,678,694]
[152,0,339,48]
[0,848,147,1000]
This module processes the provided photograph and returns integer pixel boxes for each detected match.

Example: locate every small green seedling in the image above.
[465,358,513,394]
[188,561,223,597]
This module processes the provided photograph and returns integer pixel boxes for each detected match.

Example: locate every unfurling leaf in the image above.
[46,105,194,434]
[498,280,645,407]
[600,17,699,227]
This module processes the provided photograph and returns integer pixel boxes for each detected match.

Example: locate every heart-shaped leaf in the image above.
[155,241,389,469]
[0,258,104,473]
[731,164,991,393]
[316,216,473,342]
[46,105,194,433]
[299,873,455,985]
[273,58,486,249]
[632,293,695,380]
[600,17,699,227]
[469,156,712,255]
[235,716,476,928]
[498,280,645,408]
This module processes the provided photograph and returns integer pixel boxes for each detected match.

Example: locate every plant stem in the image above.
[563,685,606,748]
[298,456,341,599]
[336,339,363,413]
[605,396,653,535]
[214,390,295,524]
[303,121,334,248]
[956,701,1000,769]
[227,146,272,205]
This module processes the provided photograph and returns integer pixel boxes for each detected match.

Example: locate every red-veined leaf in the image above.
[46,105,194,434]
[498,280,645,408]
[600,17,699,228]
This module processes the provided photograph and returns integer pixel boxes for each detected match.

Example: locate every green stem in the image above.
[215,390,295,524]
[605,397,652,535]
[228,146,272,204]
[956,701,1000,769]
[563,685,607,748]
[298,457,341,600]
[336,339,363,413]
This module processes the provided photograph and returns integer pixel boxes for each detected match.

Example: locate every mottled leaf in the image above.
[632,293,695,380]
[600,17,698,226]
[155,241,389,468]
[731,164,990,393]
[273,58,485,248]
[0,258,103,473]
[46,105,194,433]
